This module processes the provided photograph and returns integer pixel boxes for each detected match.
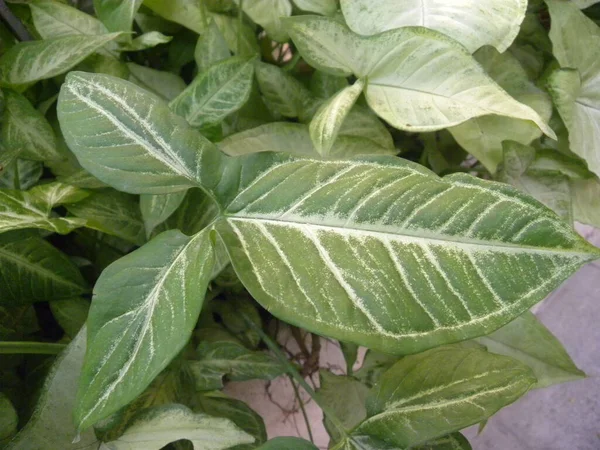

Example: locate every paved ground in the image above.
[226,225,600,450]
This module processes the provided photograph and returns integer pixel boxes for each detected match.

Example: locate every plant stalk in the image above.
[0,341,67,355]
[0,0,32,41]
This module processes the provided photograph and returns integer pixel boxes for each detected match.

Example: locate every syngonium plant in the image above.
[1,0,599,449]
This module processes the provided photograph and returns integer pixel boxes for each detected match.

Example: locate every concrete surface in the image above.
[225,224,600,450]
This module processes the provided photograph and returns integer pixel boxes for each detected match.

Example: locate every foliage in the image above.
[0,0,599,449]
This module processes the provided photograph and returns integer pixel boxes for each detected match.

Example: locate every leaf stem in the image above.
[289,375,315,443]
[242,314,349,439]
[0,0,32,41]
[13,161,20,190]
[0,341,67,355]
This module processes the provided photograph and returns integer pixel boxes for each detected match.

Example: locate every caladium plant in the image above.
[1,0,599,449]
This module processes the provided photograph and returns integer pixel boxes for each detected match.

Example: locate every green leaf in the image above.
[287,17,555,136]
[309,79,365,156]
[293,0,337,15]
[0,393,18,446]
[257,437,319,450]
[476,311,584,388]
[0,159,43,190]
[160,188,220,236]
[140,191,186,238]
[66,189,146,245]
[213,153,599,355]
[0,33,121,88]
[121,31,172,51]
[546,1,600,178]
[143,0,208,34]
[102,403,254,450]
[340,341,359,375]
[353,350,399,388]
[255,61,311,118]
[188,340,284,390]
[353,346,536,448]
[49,297,90,338]
[413,433,472,450]
[6,329,99,450]
[2,90,61,162]
[127,62,187,101]
[318,370,369,443]
[220,122,395,159]
[0,231,87,305]
[210,13,260,57]
[449,46,552,173]
[0,184,87,234]
[310,70,349,99]
[170,56,256,128]
[94,0,143,37]
[195,18,231,73]
[572,177,600,228]
[57,72,221,194]
[74,229,215,429]
[235,0,292,42]
[340,0,527,53]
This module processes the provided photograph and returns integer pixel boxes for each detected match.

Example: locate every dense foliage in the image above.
[1,0,600,449]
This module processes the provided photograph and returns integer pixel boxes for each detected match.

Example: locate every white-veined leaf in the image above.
[546,0,600,178]
[102,403,254,450]
[140,191,187,238]
[170,56,256,128]
[195,18,230,73]
[352,346,535,448]
[127,62,187,101]
[340,0,527,53]
[287,17,555,136]
[212,153,599,354]
[255,61,311,118]
[0,33,121,87]
[309,79,364,156]
[0,159,43,190]
[74,229,215,429]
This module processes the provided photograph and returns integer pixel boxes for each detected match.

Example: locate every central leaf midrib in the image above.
[222,215,594,258]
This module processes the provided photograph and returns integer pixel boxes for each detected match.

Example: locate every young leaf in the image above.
[2,90,61,161]
[340,0,527,53]
[66,189,146,245]
[353,346,536,448]
[49,297,89,338]
[449,47,552,173]
[94,0,143,37]
[170,56,256,128]
[5,329,98,450]
[143,0,208,34]
[101,404,254,450]
[188,340,285,390]
[140,191,187,238]
[210,13,260,57]
[476,312,585,388]
[234,0,292,42]
[0,232,87,305]
[120,31,172,51]
[0,33,121,87]
[74,229,215,429]
[213,153,599,354]
[287,17,555,136]
[255,62,311,118]
[257,437,319,449]
[127,62,187,101]
[195,18,231,73]
[309,79,365,156]
[57,72,222,194]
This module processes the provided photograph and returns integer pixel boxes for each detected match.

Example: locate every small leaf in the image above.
[0,159,43,190]
[170,56,256,128]
[340,341,359,375]
[255,61,311,118]
[2,90,61,161]
[353,350,399,388]
[66,189,146,245]
[310,70,349,99]
[102,403,254,450]
[0,232,87,305]
[49,297,89,338]
[94,0,143,37]
[476,311,585,388]
[144,0,208,34]
[210,13,260,57]
[0,393,18,446]
[140,192,186,238]
[127,62,187,101]
[195,18,231,72]
[309,79,364,156]
[340,0,527,53]
[572,177,600,229]
[0,33,121,87]
[413,433,472,450]
[257,437,319,450]
[235,0,292,42]
[353,346,536,448]
[120,31,172,51]
[74,229,215,429]
[293,0,337,15]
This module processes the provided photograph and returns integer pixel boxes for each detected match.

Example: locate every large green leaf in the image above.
[0,33,121,87]
[140,192,186,238]
[57,72,220,194]
[340,0,527,53]
[66,189,146,245]
[449,47,552,173]
[6,329,99,450]
[127,62,187,101]
[213,153,599,354]
[170,56,256,128]
[476,311,584,388]
[546,0,600,178]
[287,17,555,136]
[352,346,535,448]
[143,0,207,34]
[188,340,284,390]
[102,404,254,450]
[74,229,215,429]
[0,231,87,305]
[2,90,61,162]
